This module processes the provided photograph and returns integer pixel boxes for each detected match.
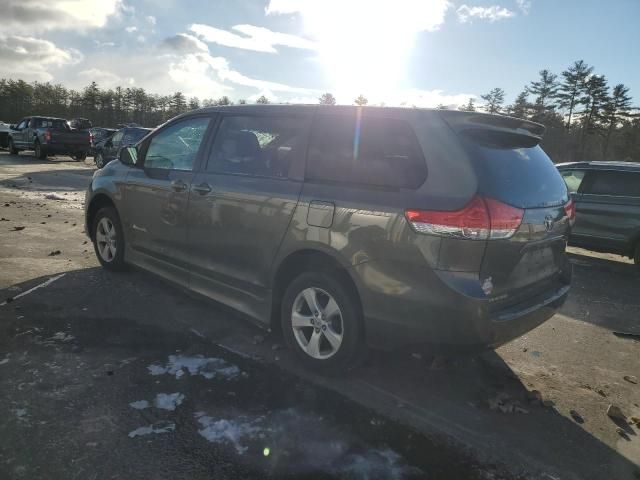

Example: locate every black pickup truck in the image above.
[7,116,90,160]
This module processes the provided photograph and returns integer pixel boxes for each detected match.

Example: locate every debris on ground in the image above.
[629,416,640,427]
[251,334,265,345]
[569,410,584,424]
[526,389,543,405]
[596,388,607,397]
[411,352,422,360]
[607,404,626,421]
[12,226,25,231]
[542,399,555,408]
[271,343,282,351]
[44,193,65,201]
[623,375,638,385]
[0,217,9,221]
[48,250,61,256]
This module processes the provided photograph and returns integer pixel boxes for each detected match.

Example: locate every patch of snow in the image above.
[196,415,264,454]
[154,392,185,411]
[339,448,420,479]
[49,332,74,342]
[148,355,241,380]
[128,421,175,438]
[129,400,150,410]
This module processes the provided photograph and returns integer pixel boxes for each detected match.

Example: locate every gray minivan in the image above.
[84,105,573,372]
[558,161,640,264]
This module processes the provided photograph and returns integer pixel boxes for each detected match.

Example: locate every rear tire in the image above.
[73,152,87,161]
[280,270,364,374]
[8,139,19,155]
[92,207,127,271]
[634,243,640,267]
[34,141,47,160]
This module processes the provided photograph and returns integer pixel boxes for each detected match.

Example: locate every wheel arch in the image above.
[270,248,364,333]
[86,193,116,240]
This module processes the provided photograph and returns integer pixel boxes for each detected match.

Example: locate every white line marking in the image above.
[1,273,66,306]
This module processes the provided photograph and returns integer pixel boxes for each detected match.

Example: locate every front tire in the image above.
[92,207,127,271]
[281,271,364,374]
[95,153,106,169]
[34,141,47,160]
[8,139,19,155]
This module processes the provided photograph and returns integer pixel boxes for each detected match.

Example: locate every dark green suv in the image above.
[558,161,640,265]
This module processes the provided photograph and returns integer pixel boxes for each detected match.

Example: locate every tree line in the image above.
[2,58,638,162]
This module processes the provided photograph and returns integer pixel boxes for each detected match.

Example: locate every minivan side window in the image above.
[585,171,640,197]
[561,169,586,193]
[306,113,427,189]
[144,117,210,171]
[207,115,305,178]
[111,131,124,145]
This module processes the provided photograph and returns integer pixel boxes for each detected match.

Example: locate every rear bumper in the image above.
[353,260,571,351]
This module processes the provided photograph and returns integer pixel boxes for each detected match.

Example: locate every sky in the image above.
[0,0,638,107]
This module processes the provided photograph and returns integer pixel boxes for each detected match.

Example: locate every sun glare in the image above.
[271,0,450,103]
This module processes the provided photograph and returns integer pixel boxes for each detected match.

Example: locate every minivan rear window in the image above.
[460,130,568,208]
[307,113,427,189]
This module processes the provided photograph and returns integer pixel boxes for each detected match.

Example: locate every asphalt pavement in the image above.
[1,151,639,480]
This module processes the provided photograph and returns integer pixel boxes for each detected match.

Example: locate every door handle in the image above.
[192,183,212,195]
[170,180,188,192]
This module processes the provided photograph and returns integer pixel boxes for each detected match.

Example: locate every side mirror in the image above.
[119,146,138,166]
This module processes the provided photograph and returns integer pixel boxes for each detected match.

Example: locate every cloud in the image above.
[0,0,121,34]
[78,68,134,88]
[94,40,116,48]
[266,0,451,33]
[516,0,532,14]
[0,35,81,81]
[456,5,516,23]
[161,34,208,53]
[125,26,138,33]
[190,23,316,53]
[146,15,157,25]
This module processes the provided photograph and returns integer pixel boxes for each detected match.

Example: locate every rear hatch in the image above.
[439,112,572,310]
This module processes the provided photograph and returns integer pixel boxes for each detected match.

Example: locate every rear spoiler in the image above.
[437,111,545,142]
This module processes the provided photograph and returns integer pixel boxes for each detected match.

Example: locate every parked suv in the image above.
[557,161,640,264]
[84,105,573,371]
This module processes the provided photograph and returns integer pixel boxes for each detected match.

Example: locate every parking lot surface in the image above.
[1,152,639,480]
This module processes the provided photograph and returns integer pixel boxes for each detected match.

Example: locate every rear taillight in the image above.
[89,133,94,146]
[44,130,51,142]
[564,199,576,225]
[405,196,524,240]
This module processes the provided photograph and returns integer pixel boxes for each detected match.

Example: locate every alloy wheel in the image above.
[96,217,117,262]
[291,287,344,360]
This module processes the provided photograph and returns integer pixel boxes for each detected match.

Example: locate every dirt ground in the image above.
[1,151,639,480]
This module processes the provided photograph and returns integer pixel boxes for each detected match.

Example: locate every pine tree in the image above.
[170,91,187,115]
[580,74,609,158]
[480,88,505,114]
[188,97,200,111]
[508,89,531,119]
[557,60,592,129]
[602,84,633,159]
[354,94,368,106]
[459,98,476,112]
[528,69,559,119]
[318,92,337,105]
